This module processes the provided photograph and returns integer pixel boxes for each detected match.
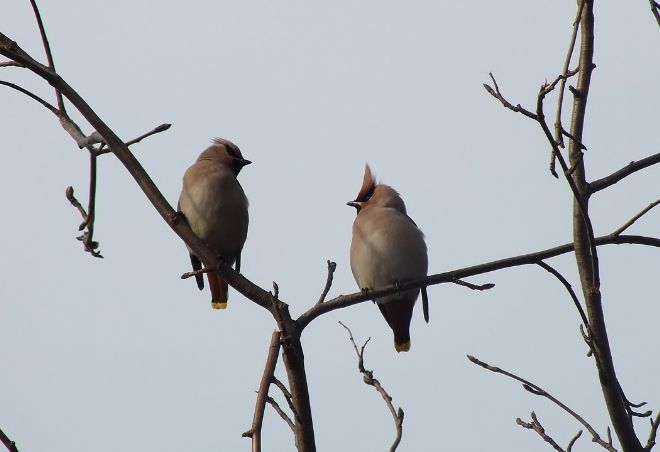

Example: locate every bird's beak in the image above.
[346,201,360,209]
[237,158,252,167]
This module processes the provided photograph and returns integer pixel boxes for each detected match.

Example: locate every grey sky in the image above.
[1,1,659,451]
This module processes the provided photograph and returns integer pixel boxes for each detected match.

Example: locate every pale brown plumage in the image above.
[178,138,250,309]
[348,164,429,352]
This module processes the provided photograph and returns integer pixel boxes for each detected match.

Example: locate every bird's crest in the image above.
[355,163,376,202]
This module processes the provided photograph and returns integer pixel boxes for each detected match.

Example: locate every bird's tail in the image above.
[207,273,228,310]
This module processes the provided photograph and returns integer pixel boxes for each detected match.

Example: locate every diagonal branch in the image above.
[536,261,589,332]
[611,200,660,237]
[244,331,281,452]
[266,397,295,432]
[517,412,565,452]
[468,355,616,451]
[0,79,58,114]
[0,427,18,452]
[589,152,660,194]
[483,73,538,120]
[340,322,404,452]
[29,0,65,112]
[650,0,660,28]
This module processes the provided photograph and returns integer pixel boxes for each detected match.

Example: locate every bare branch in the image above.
[245,331,281,452]
[271,377,298,422]
[567,430,583,452]
[0,427,19,452]
[553,0,586,149]
[650,0,660,28]
[611,200,660,237]
[65,186,102,258]
[467,355,616,451]
[646,411,660,451]
[315,260,337,304]
[589,152,660,194]
[452,279,495,291]
[0,80,58,114]
[29,0,65,112]
[266,396,295,432]
[96,123,172,155]
[536,261,590,332]
[516,412,565,452]
[0,61,22,67]
[339,322,404,452]
[483,73,538,120]
[296,233,660,331]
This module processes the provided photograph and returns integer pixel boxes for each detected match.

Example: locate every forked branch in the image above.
[468,355,615,451]
[340,322,404,452]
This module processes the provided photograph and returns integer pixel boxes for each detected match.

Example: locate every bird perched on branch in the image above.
[178,138,251,309]
[347,164,429,352]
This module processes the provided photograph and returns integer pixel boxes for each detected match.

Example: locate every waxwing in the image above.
[348,164,429,352]
[178,138,250,309]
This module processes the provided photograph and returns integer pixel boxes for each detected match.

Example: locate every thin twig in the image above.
[339,322,404,452]
[0,427,19,452]
[96,123,172,155]
[0,61,22,67]
[611,200,660,237]
[271,377,298,422]
[452,279,495,291]
[245,331,281,452]
[65,186,102,258]
[483,73,538,120]
[554,0,586,149]
[467,355,616,451]
[567,430,583,452]
[589,152,660,194]
[29,0,65,112]
[181,265,214,280]
[645,411,660,451]
[265,397,295,432]
[536,261,590,332]
[316,260,337,304]
[0,80,58,114]
[516,412,564,452]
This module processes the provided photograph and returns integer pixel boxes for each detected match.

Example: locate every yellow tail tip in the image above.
[211,301,228,310]
[395,341,411,353]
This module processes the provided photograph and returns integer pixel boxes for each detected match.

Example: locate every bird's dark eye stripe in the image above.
[226,146,241,158]
[363,185,375,201]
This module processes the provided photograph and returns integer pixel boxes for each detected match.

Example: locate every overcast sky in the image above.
[1,1,659,451]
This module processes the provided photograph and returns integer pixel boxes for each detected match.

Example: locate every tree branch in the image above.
[296,233,659,331]
[536,261,590,332]
[28,0,65,112]
[649,0,660,28]
[265,396,295,432]
[244,331,281,452]
[0,79,58,114]
[589,152,660,194]
[0,428,18,452]
[340,322,404,452]
[468,355,616,451]
[611,200,660,237]
[516,412,565,452]
[316,260,336,304]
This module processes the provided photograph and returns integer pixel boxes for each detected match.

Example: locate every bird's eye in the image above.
[226,146,240,158]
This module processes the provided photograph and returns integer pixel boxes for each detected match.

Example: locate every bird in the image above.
[347,164,429,352]
[178,138,251,309]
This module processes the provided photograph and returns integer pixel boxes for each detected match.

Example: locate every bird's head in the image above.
[198,137,252,175]
[347,164,406,214]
